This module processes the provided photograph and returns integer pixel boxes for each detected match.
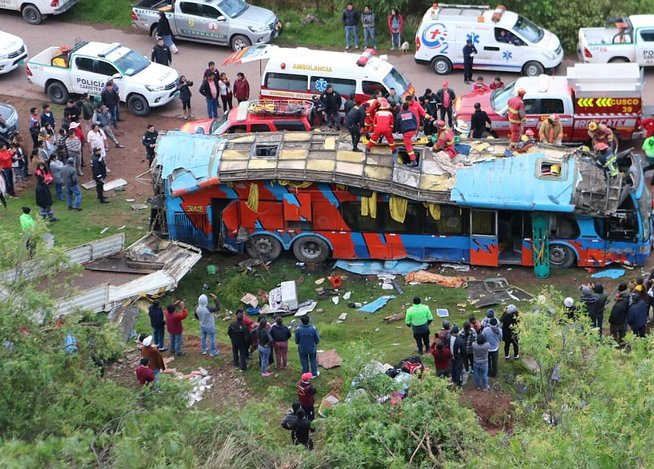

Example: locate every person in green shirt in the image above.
[405,296,434,354]
[642,136,654,185]
[19,206,36,259]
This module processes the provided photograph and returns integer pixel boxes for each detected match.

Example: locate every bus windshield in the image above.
[383,68,409,96]
[513,16,545,43]
[490,81,516,112]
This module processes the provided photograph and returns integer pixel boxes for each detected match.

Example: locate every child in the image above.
[297,372,317,421]
[135,357,155,386]
[177,75,194,120]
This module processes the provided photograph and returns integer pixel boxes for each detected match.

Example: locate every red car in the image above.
[180,100,312,135]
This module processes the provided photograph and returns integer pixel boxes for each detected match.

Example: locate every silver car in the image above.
[0,103,18,145]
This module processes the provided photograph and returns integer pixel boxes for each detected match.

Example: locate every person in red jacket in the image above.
[362,96,379,136]
[165,301,188,356]
[136,357,155,386]
[507,88,526,145]
[429,338,452,377]
[233,72,250,103]
[365,98,396,153]
[432,120,457,159]
[641,112,654,138]
[406,95,429,130]
[297,372,317,421]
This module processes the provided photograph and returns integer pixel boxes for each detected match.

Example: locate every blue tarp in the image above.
[358,295,395,313]
[591,268,625,279]
[335,260,428,276]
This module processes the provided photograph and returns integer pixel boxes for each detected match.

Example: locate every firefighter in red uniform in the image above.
[396,102,418,165]
[365,98,396,153]
[640,112,654,138]
[588,121,616,151]
[363,97,380,135]
[507,88,526,146]
[431,120,457,159]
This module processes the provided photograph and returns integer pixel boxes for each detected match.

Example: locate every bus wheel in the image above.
[292,236,330,263]
[549,245,575,268]
[246,235,282,261]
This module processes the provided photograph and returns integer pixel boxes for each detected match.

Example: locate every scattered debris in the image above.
[315,278,326,285]
[125,198,135,203]
[301,14,321,25]
[383,313,404,323]
[335,259,429,276]
[404,271,468,288]
[318,349,342,369]
[358,295,395,313]
[342,291,352,300]
[436,308,449,318]
[108,305,139,342]
[294,301,317,317]
[240,293,259,308]
[238,258,263,271]
[442,263,471,272]
[590,268,625,279]
[331,296,340,305]
[318,392,340,417]
[337,313,348,322]
[82,178,128,191]
[328,275,344,288]
[100,227,109,234]
[131,204,149,211]
[467,277,533,306]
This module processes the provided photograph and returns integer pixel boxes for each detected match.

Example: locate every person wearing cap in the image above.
[139,334,166,383]
[297,372,317,421]
[507,88,526,146]
[482,317,502,377]
[91,147,109,204]
[471,76,490,93]
[609,283,630,345]
[295,315,321,378]
[563,297,578,320]
[462,39,477,84]
[405,297,433,354]
[431,120,457,159]
[449,324,466,386]
[481,309,495,329]
[435,81,456,128]
[135,357,155,386]
[365,98,396,154]
[514,129,536,153]
[588,121,615,152]
[500,304,519,360]
[539,114,562,145]
[627,289,648,337]
[61,156,82,211]
[470,102,492,139]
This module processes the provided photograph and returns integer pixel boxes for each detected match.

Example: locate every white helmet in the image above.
[564,297,574,308]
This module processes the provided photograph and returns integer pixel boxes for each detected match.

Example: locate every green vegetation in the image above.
[60,0,133,27]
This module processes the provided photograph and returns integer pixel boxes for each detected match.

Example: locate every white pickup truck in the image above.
[0,31,27,75]
[0,0,78,24]
[578,15,654,65]
[26,41,179,117]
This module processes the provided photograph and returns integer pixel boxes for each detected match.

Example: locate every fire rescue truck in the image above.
[454,63,644,143]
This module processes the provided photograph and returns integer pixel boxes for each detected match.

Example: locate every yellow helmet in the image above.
[588,121,598,132]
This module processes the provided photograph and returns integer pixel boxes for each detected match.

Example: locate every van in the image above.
[414,4,563,77]
[226,45,414,106]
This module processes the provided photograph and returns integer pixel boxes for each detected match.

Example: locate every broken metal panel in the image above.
[66,233,125,264]
[55,284,111,316]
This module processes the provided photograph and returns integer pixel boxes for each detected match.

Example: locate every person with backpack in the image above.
[501,304,520,360]
[295,315,321,378]
[256,317,274,377]
[281,402,301,443]
[290,408,314,449]
[461,321,477,374]
[271,316,292,370]
[297,372,317,421]
[148,299,167,352]
[228,311,250,371]
[482,317,502,377]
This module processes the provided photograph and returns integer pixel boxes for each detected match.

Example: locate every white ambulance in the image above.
[224,45,414,103]
[414,4,563,77]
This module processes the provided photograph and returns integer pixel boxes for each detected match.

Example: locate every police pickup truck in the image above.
[131,0,282,51]
[0,0,78,25]
[26,41,179,117]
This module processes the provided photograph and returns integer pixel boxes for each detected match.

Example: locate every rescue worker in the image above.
[515,129,536,153]
[431,120,457,159]
[507,88,526,146]
[365,98,396,154]
[395,102,418,166]
[539,114,562,145]
[594,142,618,177]
[406,95,430,131]
[345,102,366,152]
[363,96,380,136]
[588,121,616,152]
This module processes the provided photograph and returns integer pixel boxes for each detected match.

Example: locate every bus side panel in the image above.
[421,235,471,263]
[521,239,534,266]
[568,240,607,267]
[165,189,213,250]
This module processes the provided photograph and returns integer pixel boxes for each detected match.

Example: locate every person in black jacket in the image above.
[90,147,109,203]
[156,11,178,54]
[320,85,342,131]
[450,325,466,387]
[148,299,167,351]
[176,75,194,120]
[100,81,120,128]
[270,316,292,369]
[462,39,477,84]
[344,102,366,151]
[290,408,314,449]
[151,37,172,66]
[500,304,519,359]
[435,81,456,128]
[609,283,629,346]
[470,102,493,138]
[228,312,250,371]
[142,124,158,167]
[589,283,608,336]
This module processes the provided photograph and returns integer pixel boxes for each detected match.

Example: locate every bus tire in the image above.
[431,56,452,75]
[549,244,576,268]
[46,81,69,104]
[292,236,330,263]
[523,61,544,77]
[22,4,43,25]
[246,235,282,261]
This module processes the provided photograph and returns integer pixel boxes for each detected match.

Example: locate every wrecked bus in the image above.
[150,131,652,268]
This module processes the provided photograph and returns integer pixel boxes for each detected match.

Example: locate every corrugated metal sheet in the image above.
[156,131,224,179]
[55,284,110,316]
[451,152,577,212]
[66,234,125,264]
[109,271,177,305]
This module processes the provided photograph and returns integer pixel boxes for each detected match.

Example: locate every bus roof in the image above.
[154,131,628,216]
